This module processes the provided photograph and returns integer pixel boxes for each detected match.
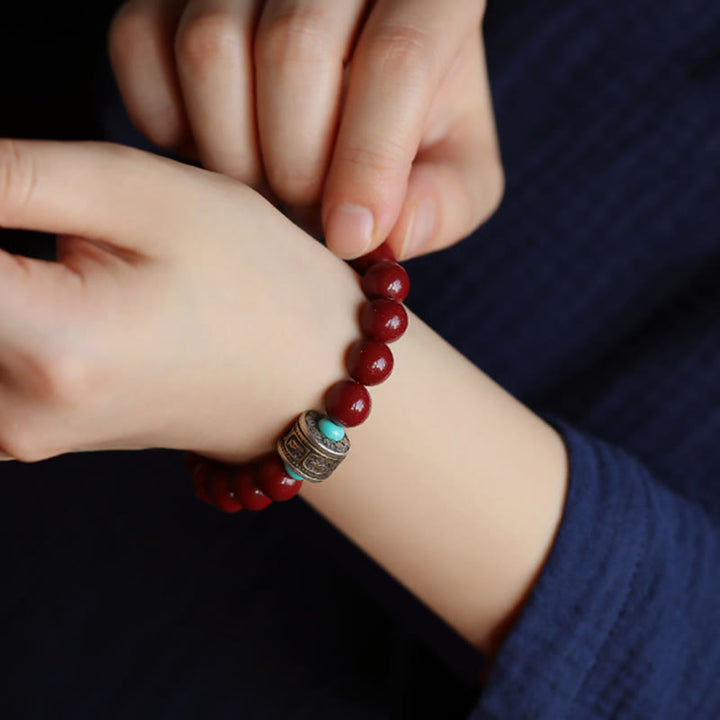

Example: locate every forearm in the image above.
[262,252,569,657]
[306,315,566,656]
[0,139,565,658]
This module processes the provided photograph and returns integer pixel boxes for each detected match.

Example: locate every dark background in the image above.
[0,4,112,258]
[1,1,719,717]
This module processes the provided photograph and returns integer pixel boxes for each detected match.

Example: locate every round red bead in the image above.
[192,460,213,505]
[360,299,408,342]
[257,453,303,502]
[346,339,394,386]
[361,261,410,302]
[232,464,272,511]
[325,380,371,427]
[209,466,244,513]
[349,243,396,274]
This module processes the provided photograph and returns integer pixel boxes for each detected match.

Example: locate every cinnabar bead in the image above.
[232,464,272,511]
[192,460,213,505]
[325,380,371,427]
[361,261,410,302]
[360,299,408,343]
[257,453,303,502]
[346,339,394,386]
[210,466,244,513]
[350,243,396,274]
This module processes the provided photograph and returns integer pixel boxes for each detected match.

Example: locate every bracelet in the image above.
[186,243,410,513]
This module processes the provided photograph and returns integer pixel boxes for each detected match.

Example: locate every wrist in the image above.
[187,217,366,462]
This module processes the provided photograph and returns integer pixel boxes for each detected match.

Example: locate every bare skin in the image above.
[0,140,566,657]
[109,0,503,259]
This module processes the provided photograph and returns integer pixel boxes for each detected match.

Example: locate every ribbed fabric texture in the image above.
[405,1,720,716]
[0,0,718,718]
[471,426,720,719]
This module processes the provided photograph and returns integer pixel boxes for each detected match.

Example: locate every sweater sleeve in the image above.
[470,422,720,720]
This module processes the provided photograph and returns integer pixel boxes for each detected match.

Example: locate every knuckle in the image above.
[0,416,53,463]
[267,165,323,206]
[177,12,241,74]
[0,139,38,222]
[108,7,187,149]
[256,6,336,68]
[215,157,263,187]
[0,429,43,463]
[0,340,106,462]
[132,103,185,150]
[362,23,436,84]
[341,142,406,176]
[108,3,156,66]
[24,345,96,409]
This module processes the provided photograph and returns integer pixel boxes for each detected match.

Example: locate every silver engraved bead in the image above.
[277,410,350,483]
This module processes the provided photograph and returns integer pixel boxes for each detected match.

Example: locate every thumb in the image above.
[320,1,483,259]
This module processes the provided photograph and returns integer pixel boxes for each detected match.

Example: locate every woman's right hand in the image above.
[0,139,363,462]
[108,0,504,260]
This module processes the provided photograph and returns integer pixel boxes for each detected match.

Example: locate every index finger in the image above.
[0,140,232,254]
[321,0,484,258]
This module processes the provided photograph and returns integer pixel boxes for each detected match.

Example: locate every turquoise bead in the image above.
[318,417,345,442]
[283,462,304,481]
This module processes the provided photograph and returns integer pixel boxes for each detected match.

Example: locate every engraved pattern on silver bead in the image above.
[277,410,350,482]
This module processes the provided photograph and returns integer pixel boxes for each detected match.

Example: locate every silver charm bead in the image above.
[277,410,350,483]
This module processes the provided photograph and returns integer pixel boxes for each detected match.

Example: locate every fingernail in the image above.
[325,203,374,258]
[402,198,435,259]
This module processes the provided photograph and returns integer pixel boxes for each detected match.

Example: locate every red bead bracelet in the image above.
[188,243,410,513]
[346,339,394,386]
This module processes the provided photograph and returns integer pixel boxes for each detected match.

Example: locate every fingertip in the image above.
[109,0,189,151]
[322,172,409,259]
[322,142,412,259]
[324,202,375,259]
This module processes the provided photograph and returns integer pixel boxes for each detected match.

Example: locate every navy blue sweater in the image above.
[0,0,718,718]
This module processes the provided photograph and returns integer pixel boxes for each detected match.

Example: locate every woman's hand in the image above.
[0,139,364,462]
[109,0,503,259]
[0,140,566,660]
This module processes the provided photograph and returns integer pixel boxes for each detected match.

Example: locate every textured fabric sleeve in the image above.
[471,423,720,720]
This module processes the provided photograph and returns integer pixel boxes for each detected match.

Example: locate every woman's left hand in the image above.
[109,0,504,260]
[0,139,363,462]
